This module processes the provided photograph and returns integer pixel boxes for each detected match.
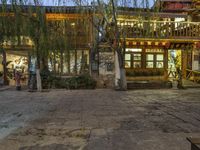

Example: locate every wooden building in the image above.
[0,2,200,87]
[119,0,200,85]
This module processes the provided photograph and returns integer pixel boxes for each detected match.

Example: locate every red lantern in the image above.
[158,42,162,46]
[129,41,133,47]
[196,42,200,49]
[165,42,170,48]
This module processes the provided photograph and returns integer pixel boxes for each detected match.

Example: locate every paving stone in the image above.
[0,89,200,150]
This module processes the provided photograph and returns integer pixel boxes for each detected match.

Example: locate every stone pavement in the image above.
[0,89,200,150]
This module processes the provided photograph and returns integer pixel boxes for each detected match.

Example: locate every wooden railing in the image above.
[186,69,200,82]
[118,20,200,39]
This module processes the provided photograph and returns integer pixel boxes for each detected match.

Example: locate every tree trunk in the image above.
[53,51,56,74]
[115,52,120,88]
[114,52,127,90]
[120,67,127,90]
[67,50,70,74]
[60,50,63,74]
[36,43,42,92]
[2,50,9,85]
[36,68,42,91]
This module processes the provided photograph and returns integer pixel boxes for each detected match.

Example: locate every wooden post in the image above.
[164,48,168,81]
[182,49,188,79]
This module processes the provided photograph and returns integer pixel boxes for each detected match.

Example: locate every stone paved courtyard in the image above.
[0,88,200,150]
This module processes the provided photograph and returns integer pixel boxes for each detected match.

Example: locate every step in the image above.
[127,81,172,90]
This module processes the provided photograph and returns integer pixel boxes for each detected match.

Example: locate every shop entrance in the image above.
[5,53,28,86]
[168,50,182,79]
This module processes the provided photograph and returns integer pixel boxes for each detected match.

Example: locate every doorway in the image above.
[6,54,28,86]
[168,50,182,79]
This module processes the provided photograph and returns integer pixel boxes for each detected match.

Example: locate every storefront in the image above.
[125,41,197,82]
[125,44,168,81]
[0,52,29,86]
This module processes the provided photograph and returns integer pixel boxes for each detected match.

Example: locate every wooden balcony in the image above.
[118,20,200,40]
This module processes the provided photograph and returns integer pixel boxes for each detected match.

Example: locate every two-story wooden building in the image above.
[118,0,200,86]
[0,1,200,88]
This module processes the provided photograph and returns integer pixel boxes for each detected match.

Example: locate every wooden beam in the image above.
[46,13,90,20]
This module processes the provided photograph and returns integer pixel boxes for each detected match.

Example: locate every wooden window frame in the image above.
[146,53,164,69]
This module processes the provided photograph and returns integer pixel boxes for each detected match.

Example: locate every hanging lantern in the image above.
[196,42,200,49]
[147,41,151,46]
[158,42,162,47]
[132,42,137,45]
[165,42,171,48]
[155,42,159,46]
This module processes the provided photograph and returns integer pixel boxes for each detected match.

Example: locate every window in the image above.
[124,52,142,69]
[146,54,164,68]
[133,54,141,68]
[125,54,131,68]
[146,54,154,68]
[124,48,164,69]
[156,54,164,68]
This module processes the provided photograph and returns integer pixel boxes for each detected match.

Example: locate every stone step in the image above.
[127,81,172,90]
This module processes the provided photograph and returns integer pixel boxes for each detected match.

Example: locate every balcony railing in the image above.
[118,20,200,40]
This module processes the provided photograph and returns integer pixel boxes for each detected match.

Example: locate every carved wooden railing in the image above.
[118,20,200,39]
[186,69,200,82]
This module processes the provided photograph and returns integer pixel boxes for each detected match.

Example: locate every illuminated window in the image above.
[146,54,154,68]
[146,54,164,68]
[125,54,131,60]
[133,54,141,68]
[124,51,142,68]
[125,54,131,68]
[156,54,164,68]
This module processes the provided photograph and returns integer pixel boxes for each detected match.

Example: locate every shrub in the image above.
[67,74,96,89]
[47,74,96,89]
[40,67,51,89]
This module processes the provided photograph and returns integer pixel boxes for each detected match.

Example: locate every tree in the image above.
[26,5,47,91]
[0,0,47,90]
[0,0,154,90]
[72,0,154,90]
[0,1,18,85]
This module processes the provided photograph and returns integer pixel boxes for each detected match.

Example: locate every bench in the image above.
[187,137,200,150]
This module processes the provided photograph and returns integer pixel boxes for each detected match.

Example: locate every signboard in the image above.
[164,2,191,11]
[146,49,164,53]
